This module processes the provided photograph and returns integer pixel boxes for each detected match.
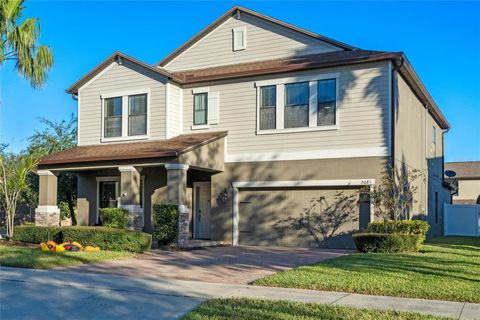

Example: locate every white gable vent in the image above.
[232,26,246,51]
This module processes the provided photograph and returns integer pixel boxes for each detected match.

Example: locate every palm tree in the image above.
[0,0,53,88]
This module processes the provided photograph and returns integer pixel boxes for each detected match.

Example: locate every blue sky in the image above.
[1,1,479,161]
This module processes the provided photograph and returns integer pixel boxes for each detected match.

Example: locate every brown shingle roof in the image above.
[171,50,400,83]
[39,131,227,166]
[445,161,480,179]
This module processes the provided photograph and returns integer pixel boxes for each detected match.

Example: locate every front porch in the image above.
[35,132,227,247]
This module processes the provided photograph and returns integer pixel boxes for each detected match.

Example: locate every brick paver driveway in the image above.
[57,246,349,284]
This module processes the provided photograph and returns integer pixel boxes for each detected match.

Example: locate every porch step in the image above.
[184,240,225,249]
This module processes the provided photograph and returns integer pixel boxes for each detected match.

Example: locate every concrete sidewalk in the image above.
[1,267,479,319]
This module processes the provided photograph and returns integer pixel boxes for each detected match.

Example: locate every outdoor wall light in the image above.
[216,189,229,205]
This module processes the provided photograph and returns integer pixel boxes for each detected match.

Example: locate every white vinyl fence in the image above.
[444,204,480,236]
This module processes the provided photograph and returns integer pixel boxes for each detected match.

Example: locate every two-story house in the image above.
[36,6,451,248]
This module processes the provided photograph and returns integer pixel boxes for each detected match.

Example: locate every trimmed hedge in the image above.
[11,226,151,253]
[99,208,129,229]
[152,203,178,245]
[353,233,424,253]
[366,220,429,237]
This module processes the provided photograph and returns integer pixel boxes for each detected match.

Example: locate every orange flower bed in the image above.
[39,241,100,252]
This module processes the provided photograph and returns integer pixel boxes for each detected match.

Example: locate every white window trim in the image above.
[96,177,120,224]
[100,88,150,143]
[95,176,145,224]
[255,73,340,87]
[255,73,340,134]
[191,87,210,129]
[191,124,210,130]
[232,26,246,51]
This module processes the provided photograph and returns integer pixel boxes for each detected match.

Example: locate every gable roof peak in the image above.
[66,51,173,95]
[156,5,357,67]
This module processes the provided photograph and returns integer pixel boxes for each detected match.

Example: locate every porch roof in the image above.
[39,131,227,166]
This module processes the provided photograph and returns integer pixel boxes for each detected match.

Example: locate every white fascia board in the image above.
[226,147,389,163]
[232,179,375,189]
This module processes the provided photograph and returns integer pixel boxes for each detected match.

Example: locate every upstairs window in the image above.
[102,90,149,141]
[284,82,309,128]
[259,85,276,130]
[128,94,147,136]
[232,26,246,51]
[432,126,437,156]
[317,79,336,126]
[104,97,123,138]
[194,92,208,125]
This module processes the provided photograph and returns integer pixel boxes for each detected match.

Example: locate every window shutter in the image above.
[208,91,219,124]
[232,27,246,51]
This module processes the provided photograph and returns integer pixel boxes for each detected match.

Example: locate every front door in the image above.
[98,181,118,223]
[194,182,211,239]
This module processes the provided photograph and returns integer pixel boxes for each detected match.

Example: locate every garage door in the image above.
[238,187,369,248]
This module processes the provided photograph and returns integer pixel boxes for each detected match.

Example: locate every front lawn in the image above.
[0,245,133,269]
[255,236,480,303]
[182,298,451,320]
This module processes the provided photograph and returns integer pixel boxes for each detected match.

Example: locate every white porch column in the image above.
[165,163,189,247]
[118,166,143,231]
[35,170,60,226]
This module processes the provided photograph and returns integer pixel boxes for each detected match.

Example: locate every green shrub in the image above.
[366,220,429,236]
[59,201,71,220]
[353,233,424,253]
[98,208,129,229]
[12,226,151,253]
[152,203,178,245]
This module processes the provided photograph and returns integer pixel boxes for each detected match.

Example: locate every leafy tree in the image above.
[0,149,37,237]
[370,163,423,221]
[28,115,77,224]
[1,0,53,87]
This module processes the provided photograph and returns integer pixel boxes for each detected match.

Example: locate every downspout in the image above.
[391,56,404,167]
[424,103,428,217]
[442,127,452,203]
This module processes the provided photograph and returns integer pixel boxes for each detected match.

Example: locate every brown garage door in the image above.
[238,187,369,248]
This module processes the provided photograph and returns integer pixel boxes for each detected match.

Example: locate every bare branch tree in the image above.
[370,163,423,221]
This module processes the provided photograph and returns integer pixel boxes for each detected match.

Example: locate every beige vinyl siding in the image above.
[168,83,183,138]
[395,73,445,166]
[395,73,447,219]
[182,62,390,156]
[78,60,167,145]
[395,73,427,215]
[395,74,426,171]
[165,13,341,72]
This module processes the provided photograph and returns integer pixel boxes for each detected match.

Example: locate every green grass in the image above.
[0,245,133,269]
[255,236,480,303]
[182,298,451,320]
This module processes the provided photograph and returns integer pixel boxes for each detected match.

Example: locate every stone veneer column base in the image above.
[177,205,190,248]
[35,206,60,227]
[120,205,144,231]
